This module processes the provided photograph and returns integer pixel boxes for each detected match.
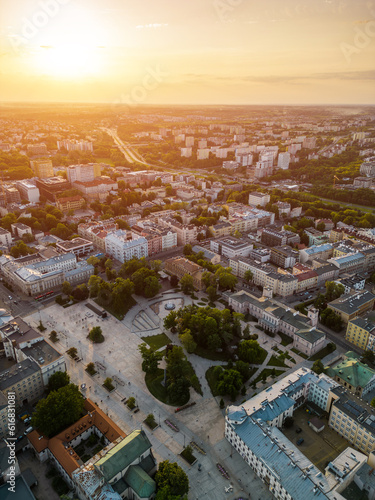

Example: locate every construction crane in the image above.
[333,175,340,188]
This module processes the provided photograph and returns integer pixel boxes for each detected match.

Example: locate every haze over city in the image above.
[1,0,375,104]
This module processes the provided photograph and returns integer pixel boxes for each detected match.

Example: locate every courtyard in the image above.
[282,406,350,472]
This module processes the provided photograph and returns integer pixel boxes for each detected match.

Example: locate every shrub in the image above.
[127,397,136,409]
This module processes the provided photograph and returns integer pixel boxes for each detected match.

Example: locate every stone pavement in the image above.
[24,299,272,500]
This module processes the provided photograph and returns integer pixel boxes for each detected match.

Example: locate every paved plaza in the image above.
[25,295,273,500]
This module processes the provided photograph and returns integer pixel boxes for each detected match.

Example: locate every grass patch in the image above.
[257,346,268,365]
[200,297,208,303]
[141,333,170,350]
[197,302,206,306]
[278,332,293,347]
[253,368,284,385]
[291,347,308,359]
[94,295,136,321]
[195,345,229,361]
[309,345,336,362]
[267,355,287,368]
[145,369,189,407]
[272,346,278,351]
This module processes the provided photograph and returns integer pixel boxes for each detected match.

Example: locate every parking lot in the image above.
[282,406,349,472]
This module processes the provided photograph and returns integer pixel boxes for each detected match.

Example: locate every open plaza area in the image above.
[24,295,273,500]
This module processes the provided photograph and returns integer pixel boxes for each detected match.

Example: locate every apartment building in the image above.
[16,180,40,203]
[192,245,221,264]
[30,158,53,178]
[73,177,118,202]
[56,237,94,256]
[270,246,298,269]
[209,221,232,238]
[0,359,43,413]
[210,237,253,259]
[164,256,205,290]
[66,163,100,183]
[0,228,12,248]
[329,386,375,456]
[261,227,300,247]
[296,269,319,292]
[345,317,375,352]
[35,176,71,202]
[328,253,365,275]
[159,218,198,245]
[78,221,119,251]
[105,230,148,263]
[299,244,334,264]
[360,156,375,177]
[11,222,32,239]
[248,191,270,207]
[328,290,375,324]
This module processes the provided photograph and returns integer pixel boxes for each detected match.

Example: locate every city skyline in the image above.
[1,0,375,105]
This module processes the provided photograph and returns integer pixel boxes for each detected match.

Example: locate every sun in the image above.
[34,43,102,79]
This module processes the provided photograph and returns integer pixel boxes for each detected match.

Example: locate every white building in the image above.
[210,237,253,259]
[181,147,192,158]
[105,230,148,263]
[197,148,210,160]
[0,228,12,248]
[16,180,40,203]
[248,191,270,207]
[278,152,291,170]
[66,163,101,183]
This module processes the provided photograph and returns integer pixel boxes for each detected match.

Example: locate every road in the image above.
[0,283,38,318]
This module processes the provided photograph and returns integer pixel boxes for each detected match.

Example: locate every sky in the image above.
[0,0,374,105]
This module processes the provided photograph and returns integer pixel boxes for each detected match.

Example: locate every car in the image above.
[297,438,304,445]
[81,384,86,390]
[8,295,12,300]
[13,301,18,304]
[296,427,302,433]
[24,416,32,424]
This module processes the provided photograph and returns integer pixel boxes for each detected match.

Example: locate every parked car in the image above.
[297,438,304,445]
[296,427,302,433]
[24,417,32,424]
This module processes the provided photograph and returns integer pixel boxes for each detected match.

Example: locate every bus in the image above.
[35,291,54,301]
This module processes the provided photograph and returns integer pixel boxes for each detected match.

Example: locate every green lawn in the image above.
[309,345,336,362]
[145,369,189,407]
[257,346,268,365]
[95,296,136,321]
[268,355,287,368]
[141,333,171,350]
[319,197,374,213]
[96,157,115,166]
[291,347,308,359]
[278,332,293,347]
[252,368,284,385]
[195,345,229,361]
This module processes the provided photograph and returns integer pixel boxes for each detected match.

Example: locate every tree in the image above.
[72,284,89,301]
[371,398,375,408]
[139,343,162,373]
[131,267,155,295]
[217,369,243,400]
[238,340,263,364]
[244,270,253,283]
[88,275,102,297]
[49,330,58,343]
[111,277,134,313]
[48,371,70,392]
[206,285,217,303]
[155,461,189,498]
[170,275,179,287]
[320,308,343,332]
[183,244,192,256]
[87,256,100,267]
[284,416,294,428]
[144,275,161,298]
[179,329,197,353]
[62,281,72,296]
[214,267,238,291]
[362,350,375,366]
[325,282,345,302]
[179,274,194,295]
[163,310,178,332]
[31,384,84,437]
[312,359,325,374]
[104,258,113,269]
[88,326,104,343]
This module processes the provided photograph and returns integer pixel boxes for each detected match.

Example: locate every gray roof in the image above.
[329,290,375,314]
[0,358,40,391]
[0,475,36,500]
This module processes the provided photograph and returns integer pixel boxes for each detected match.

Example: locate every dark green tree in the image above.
[31,384,84,437]
[88,326,104,343]
[155,460,189,498]
[48,371,70,392]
